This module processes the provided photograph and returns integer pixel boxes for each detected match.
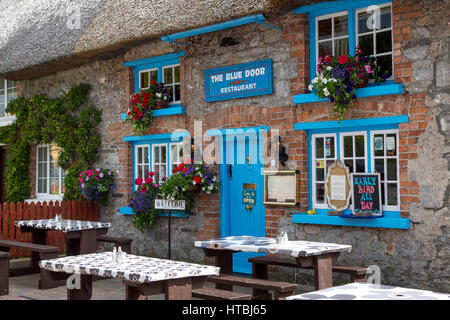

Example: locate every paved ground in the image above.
[1,258,313,300]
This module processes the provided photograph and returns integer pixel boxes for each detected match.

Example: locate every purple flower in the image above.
[99,173,104,178]
[108,171,111,176]
[81,183,85,188]
[85,177,89,181]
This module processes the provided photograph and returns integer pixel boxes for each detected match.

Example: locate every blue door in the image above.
[224,131,265,274]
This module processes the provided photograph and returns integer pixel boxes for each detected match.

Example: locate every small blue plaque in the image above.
[204,59,273,102]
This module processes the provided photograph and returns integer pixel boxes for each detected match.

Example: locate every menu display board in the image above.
[325,160,351,211]
[263,170,299,206]
[351,173,382,217]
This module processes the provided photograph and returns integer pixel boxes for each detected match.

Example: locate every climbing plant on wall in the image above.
[0,83,102,203]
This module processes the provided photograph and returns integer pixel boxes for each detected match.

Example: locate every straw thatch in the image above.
[0,0,318,80]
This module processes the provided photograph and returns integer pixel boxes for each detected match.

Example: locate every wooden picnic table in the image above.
[194,235,352,291]
[286,282,450,300]
[39,252,220,300]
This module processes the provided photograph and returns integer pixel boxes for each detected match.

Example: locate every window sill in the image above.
[292,210,410,229]
[120,105,185,121]
[25,196,64,204]
[119,206,189,218]
[0,115,16,127]
[293,83,404,104]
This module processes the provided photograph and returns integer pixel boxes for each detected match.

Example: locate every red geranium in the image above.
[145,177,153,184]
[338,55,349,64]
[135,177,143,185]
[193,176,201,185]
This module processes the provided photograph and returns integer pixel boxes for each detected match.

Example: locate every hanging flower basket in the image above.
[189,184,201,193]
[308,47,390,121]
[154,100,169,109]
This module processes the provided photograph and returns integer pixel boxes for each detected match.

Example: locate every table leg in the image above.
[252,262,271,299]
[216,251,233,291]
[31,230,47,272]
[165,278,192,300]
[125,284,147,300]
[313,253,333,290]
[67,274,92,300]
[66,238,80,256]
[80,229,98,254]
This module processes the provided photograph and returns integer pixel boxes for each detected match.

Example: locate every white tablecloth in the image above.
[15,219,111,232]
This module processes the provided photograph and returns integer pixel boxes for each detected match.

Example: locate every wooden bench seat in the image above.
[97,235,132,254]
[192,287,252,300]
[248,255,368,283]
[206,274,298,300]
[0,252,9,296]
[0,239,60,290]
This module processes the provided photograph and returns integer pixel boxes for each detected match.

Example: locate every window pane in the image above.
[174,66,180,83]
[150,70,158,83]
[335,38,349,56]
[386,133,397,156]
[175,84,181,102]
[316,168,324,182]
[0,80,4,90]
[318,41,332,58]
[334,15,348,37]
[358,11,371,34]
[161,146,167,163]
[166,85,174,102]
[376,31,392,54]
[386,158,397,181]
[374,135,384,156]
[344,136,353,158]
[140,72,149,89]
[380,6,392,29]
[316,183,325,203]
[318,18,332,40]
[164,67,173,84]
[359,34,374,56]
[375,159,384,180]
[355,159,365,173]
[7,88,16,102]
[387,183,398,206]
[381,183,386,206]
[325,137,335,158]
[355,135,365,157]
[377,55,393,78]
[345,160,354,173]
[0,102,4,117]
[315,138,324,158]
[154,147,160,163]
[160,165,167,181]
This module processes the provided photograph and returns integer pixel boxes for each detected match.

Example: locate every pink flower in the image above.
[365,65,374,74]
[79,178,83,182]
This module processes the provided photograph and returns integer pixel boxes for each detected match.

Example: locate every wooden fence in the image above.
[0,200,98,258]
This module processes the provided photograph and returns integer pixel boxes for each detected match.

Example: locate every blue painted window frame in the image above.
[120,131,190,217]
[124,51,186,108]
[293,116,410,229]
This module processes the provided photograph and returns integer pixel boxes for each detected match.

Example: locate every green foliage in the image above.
[0,83,103,203]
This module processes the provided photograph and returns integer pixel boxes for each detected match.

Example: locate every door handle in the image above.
[245,205,253,211]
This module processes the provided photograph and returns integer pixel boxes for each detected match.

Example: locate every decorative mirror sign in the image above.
[263,170,299,206]
[325,160,351,213]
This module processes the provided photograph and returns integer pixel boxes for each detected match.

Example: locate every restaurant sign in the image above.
[204,59,273,102]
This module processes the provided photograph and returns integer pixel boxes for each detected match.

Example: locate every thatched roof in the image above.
[0,0,318,80]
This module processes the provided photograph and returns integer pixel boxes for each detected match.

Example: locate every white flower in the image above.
[322,78,328,84]
[308,84,314,91]
[311,78,317,84]
[327,66,332,71]
[156,92,162,98]
[323,88,330,96]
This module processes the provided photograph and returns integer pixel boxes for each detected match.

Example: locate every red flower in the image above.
[176,163,185,172]
[137,111,143,117]
[338,55,349,64]
[135,177,143,185]
[193,176,201,184]
[145,177,153,184]
[325,55,332,63]
[148,172,155,177]
[133,116,138,121]
[150,81,156,85]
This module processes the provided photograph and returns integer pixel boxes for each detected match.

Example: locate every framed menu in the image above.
[350,173,383,217]
[263,170,299,206]
[325,160,351,211]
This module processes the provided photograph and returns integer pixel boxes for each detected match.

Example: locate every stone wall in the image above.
[17,0,449,292]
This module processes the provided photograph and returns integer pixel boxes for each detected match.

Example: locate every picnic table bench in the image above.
[0,251,9,296]
[248,255,368,283]
[0,239,59,290]
[97,235,133,254]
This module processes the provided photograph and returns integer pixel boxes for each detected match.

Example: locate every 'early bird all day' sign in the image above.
[351,173,382,217]
[204,59,273,102]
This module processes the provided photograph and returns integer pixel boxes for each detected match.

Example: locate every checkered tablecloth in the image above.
[15,219,111,232]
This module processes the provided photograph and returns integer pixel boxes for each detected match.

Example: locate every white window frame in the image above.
[340,131,368,175]
[311,133,337,209]
[134,144,151,190]
[169,142,184,173]
[36,145,65,198]
[162,64,181,104]
[315,11,349,69]
[0,79,17,117]
[370,129,400,211]
[152,143,168,184]
[356,3,394,80]
[138,68,158,90]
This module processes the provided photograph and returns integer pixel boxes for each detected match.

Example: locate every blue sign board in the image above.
[204,59,273,102]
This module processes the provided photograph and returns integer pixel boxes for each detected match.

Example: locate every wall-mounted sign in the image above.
[263,170,299,206]
[325,160,351,211]
[204,59,273,102]
[351,173,382,217]
[155,199,186,211]
[242,189,256,205]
